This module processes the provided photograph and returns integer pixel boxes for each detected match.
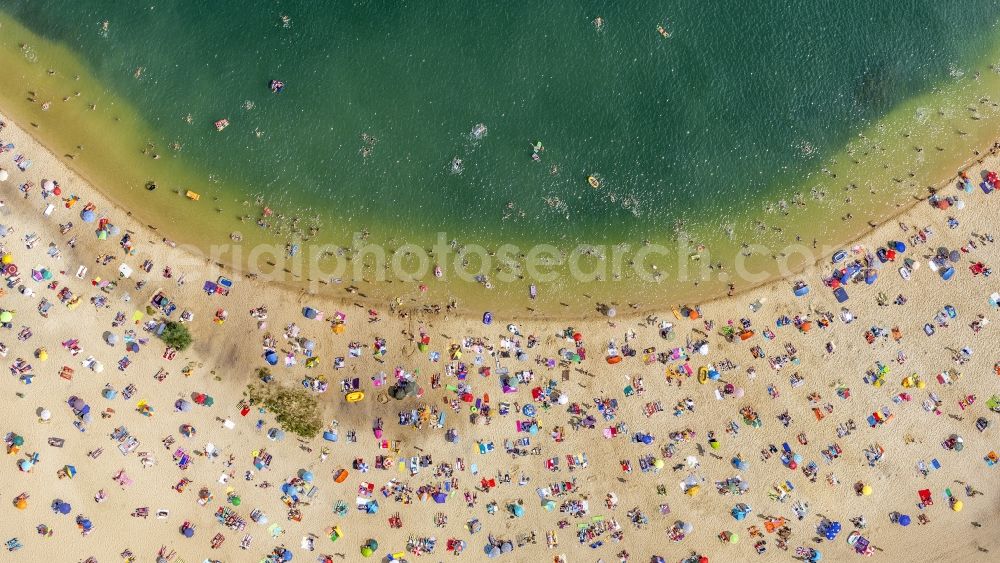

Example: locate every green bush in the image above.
[246,383,323,438]
[160,321,193,351]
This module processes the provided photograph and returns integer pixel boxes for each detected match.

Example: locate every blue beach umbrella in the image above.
[264,350,279,365]
[81,209,96,223]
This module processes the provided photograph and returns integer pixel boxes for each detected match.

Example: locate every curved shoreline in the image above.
[3,106,997,322]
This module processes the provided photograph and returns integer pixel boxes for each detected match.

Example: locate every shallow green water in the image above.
[3,1,1000,310]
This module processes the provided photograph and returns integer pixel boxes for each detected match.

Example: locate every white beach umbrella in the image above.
[42,179,55,191]
[39,409,52,421]
[0,169,8,182]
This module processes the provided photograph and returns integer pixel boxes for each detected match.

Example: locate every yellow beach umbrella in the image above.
[861,484,873,496]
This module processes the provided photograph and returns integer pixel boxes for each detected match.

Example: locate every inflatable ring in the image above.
[4,264,17,276]
[697,366,708,384]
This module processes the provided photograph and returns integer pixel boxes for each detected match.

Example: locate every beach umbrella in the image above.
[43,180,55,191]
[56,501,71,514]
[303,307,318,319]
[365,500,378,514]
[509,503,524,517]
[543,499,556,511]
[81,209,96,223]
[941,266,955,280]
[175,399,191,412]
[41,269,52,280]
[80,518,92,530]
[557,394,568,405]
[861,484,873,496]
[951,500,963,512]
[361,546,373,557]
[728,532,740,544]
[322,430,338,442]
[484,545,500,558]
[501,541,513,553]
[230,496,241,506]
[12,434,24,446]
[39,409,52,421]
[898,514,911,526]
[0,169,8,181]
[182,526,194,538]
[180,424,195,437]
[433,492,447,503]
[18,459,34,472]
[605,307,616,318]
[97,230,108,240]
[265,350,278,365]
[15,498,27,510]
[102,387,118,400]
[267,428,285,441]
[108,224,120,236]
[0,311,12,323]
[126,342,140,353]
[300,470,314,482]
[203,396,214,407]
[403,381,418,396]
[653,458,665,470]
[0,225,8,236]
[680,521,693,534]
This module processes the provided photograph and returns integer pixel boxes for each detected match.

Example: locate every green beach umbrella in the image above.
[360,546,373,557]
[12,435,24,446]
[366,539,378,550]
[0,311,13,323]
[230,496,241,506]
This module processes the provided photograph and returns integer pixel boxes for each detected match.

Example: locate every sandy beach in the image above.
[1,109,998,563]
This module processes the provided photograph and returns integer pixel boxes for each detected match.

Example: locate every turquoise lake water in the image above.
[4,0,1000,251]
